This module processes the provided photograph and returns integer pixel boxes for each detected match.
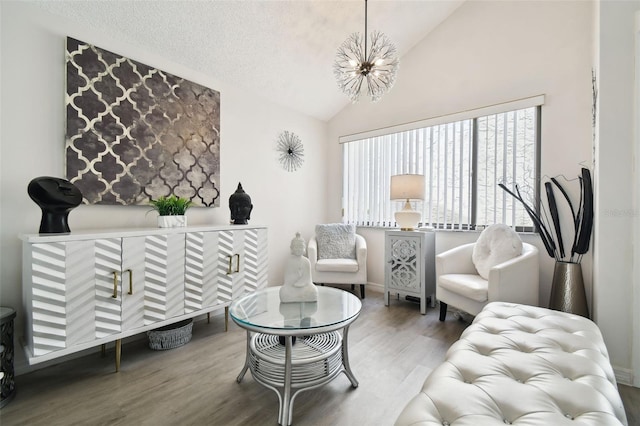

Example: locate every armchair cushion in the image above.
[472,223,522,279]
[315,258,359,273]
[315,223,356,260]
[438,274,488,302]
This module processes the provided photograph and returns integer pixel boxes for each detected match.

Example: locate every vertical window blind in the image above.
[341,97,543,230]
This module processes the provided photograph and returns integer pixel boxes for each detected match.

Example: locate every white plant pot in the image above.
[158,215,187,228]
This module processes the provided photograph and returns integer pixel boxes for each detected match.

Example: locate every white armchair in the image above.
[308,233,367,299]
[437,238,539,321]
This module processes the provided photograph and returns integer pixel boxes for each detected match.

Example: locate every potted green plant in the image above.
[149,195,193,228]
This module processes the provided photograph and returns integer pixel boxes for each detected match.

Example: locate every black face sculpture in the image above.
[28,177,83,233]
[229,182,253,225]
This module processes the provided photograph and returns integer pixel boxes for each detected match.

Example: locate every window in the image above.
[341,97,542,231]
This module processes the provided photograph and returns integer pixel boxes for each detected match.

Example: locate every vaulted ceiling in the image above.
[34,0,464,121]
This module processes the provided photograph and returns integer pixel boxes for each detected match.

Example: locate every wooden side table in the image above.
[0,307,16,408]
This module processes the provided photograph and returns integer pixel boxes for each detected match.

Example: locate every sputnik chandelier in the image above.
[333,0,399,102]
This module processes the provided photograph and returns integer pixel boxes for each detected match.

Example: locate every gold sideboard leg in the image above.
[207,312,211,324]
[115,339,121,372]
[101,344,106,357]
[225,306,229,332]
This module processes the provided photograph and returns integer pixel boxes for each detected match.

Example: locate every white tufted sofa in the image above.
[395,302,628,426]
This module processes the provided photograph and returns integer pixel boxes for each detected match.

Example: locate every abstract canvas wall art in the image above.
[65,37,220,206]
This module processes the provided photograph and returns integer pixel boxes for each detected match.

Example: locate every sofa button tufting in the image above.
[394,302,627,426]
[443,421,450,426]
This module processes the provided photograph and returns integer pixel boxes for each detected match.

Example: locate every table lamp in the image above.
[390,174,425,230]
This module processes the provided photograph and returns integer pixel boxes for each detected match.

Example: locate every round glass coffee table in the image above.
[230,286,362,426]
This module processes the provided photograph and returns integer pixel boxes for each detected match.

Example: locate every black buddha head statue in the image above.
[229,182,253,225]
[28,176,83,233]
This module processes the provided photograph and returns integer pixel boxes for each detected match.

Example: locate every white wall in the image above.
[594,0,640,386]
[0,2,328,371]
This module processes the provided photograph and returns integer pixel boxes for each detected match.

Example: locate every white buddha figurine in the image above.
[280,232,318,303]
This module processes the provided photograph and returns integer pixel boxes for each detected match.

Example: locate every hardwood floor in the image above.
[2,290,638,425]
[619,384,640,426]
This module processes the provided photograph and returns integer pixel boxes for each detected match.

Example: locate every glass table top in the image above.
[229,286,362,332]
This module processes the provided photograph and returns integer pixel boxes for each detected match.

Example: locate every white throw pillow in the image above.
[315,223,356,260]
[472,224,523,280]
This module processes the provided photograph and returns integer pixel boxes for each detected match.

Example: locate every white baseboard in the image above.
[614,366,634,386]
[366,282,384,293]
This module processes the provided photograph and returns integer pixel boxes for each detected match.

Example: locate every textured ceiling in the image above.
[33,0,464,121]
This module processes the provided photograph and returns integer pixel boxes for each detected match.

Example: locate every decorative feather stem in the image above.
[500,168,593,264]
[538,197,558,260]
[574,168,593,256]
[517,184,558,260]
[551,177,579,259]
[499,183,556,258]
[571,176,584,260]
[545,182,565,259]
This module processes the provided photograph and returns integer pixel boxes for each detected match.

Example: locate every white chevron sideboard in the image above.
[21,225,268,371]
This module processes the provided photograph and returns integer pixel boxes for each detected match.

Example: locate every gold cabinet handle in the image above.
[127,269,133,295]
[227,254,241,274]
[227,255,234,275]
[112,271,118,298]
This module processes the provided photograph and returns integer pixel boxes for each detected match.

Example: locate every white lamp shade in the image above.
[390,174,425,200]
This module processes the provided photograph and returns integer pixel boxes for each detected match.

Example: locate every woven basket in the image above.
[147,319,193,350]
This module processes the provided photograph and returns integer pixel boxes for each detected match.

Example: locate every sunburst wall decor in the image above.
[277,131,304,172]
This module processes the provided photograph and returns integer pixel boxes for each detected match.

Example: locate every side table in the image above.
[1,307,16,408]
[384,229,436,314]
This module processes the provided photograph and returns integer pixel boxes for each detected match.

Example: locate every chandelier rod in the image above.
[364,0,368,57]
